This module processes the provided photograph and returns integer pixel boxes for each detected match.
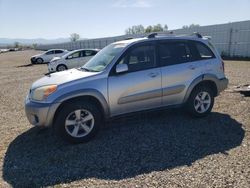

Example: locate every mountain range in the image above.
[0,38,71,46]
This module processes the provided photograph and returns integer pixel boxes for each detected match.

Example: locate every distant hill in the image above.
[0,38,71,46]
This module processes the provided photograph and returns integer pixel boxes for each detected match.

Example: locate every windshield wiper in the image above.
[79,67,99,72]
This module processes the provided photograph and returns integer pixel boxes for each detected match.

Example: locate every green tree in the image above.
[182,24,200,29]
[145,25,153,33]
[152,24,164,32]
[125,25,145,35]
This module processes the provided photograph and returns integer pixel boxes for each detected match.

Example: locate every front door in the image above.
[108,43,162,117]
[65,51,81,69]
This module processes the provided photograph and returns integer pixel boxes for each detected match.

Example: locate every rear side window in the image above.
[159,42,192,66]
[45,50,54,55]
[55,50,63,54]
[194,42,215,59]
[119,45,156,72]
[85,50,97,56]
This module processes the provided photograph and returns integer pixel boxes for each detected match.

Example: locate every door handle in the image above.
[148,72,159,78]
[188,65,196,70]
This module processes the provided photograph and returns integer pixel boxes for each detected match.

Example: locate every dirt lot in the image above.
[0,50,249,187]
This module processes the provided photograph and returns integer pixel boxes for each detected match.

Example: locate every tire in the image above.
[54,101,102,143]
[36,58,44,64]
[186,85,214,117]
[56,64,67,72]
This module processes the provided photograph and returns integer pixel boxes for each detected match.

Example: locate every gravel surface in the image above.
[0,51,249,188]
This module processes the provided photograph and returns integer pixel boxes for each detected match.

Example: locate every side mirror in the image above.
[67,55,73,59]
[116,64,128,74]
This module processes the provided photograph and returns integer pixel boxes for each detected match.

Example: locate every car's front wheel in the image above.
[56,64,67,72]
[54,101,102,143]
[36,58,44,64]
[186,85,214,117]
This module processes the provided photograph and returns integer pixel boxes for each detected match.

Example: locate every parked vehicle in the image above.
[25,33,228,143]
[47,49,99,72]
[31,49,68,64]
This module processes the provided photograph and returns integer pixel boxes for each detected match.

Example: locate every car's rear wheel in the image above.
[186,85,214,117]
[57,64,67,72]
[36,58,44,64]
[54,101,102,143]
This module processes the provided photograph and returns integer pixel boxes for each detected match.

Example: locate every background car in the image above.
[47,49,99,72]
[31,49,68,64]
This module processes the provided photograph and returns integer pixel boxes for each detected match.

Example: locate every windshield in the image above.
[81,43,127,72]
[62,50,77,59]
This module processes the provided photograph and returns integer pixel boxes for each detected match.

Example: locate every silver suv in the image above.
[25,33,228,143]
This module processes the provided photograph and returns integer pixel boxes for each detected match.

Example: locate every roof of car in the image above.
[115,33,209,46]
[47,49,67,51]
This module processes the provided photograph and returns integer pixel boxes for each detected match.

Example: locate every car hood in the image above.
[31,68,98,90]
[31,54,42,58]
[50,56,62,62]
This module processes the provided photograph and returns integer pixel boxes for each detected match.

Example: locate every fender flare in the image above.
[54,89,110,118]
[183,74,219,103]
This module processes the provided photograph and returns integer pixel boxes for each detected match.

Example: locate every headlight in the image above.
[31,85,57,101]
[50,60,57,65]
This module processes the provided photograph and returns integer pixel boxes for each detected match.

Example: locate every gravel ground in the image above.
[0,51,249,188]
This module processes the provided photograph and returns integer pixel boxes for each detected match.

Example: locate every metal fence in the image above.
[36,20,250,57]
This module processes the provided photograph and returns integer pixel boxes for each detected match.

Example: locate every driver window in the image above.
[68,51,80,59]
[119,45,155,72]
[46,50,54,55]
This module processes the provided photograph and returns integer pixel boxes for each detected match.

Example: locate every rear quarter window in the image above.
[194,42,215,60]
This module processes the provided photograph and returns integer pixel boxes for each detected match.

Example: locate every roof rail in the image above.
[147,31,174,39]
[192,32,202,38]
[147,33,158,38]
[146,32,203,39]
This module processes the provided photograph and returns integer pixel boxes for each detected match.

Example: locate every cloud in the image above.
[113,0,152,8]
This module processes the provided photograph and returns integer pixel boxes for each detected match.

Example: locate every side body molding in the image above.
[54,89,110,118]
[183,74,220,103]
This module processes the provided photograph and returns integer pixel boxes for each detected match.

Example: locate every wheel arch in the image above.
[183,74,219,103]
[36,57,44,63]
[56,64,68,71]
[52,89,109,125]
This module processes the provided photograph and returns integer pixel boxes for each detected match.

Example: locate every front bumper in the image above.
[25,96,60,127]
[31,57,36,64]
[47,63,56,73]
[217,77,229,93]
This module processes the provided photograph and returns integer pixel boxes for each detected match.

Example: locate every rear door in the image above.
[108,42,162,116]
[158,40,206,106]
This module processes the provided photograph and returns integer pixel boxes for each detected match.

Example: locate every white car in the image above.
[47,49,99,72]
[31,49,68,64]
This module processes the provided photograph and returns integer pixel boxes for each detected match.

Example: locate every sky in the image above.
[0,0,250,39]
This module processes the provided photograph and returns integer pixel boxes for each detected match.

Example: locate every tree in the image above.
[145,25,153,33]
[14,42,20,48]
[152,24,164,32]
[32,43,38,49]
[125,24,168,34]
[163,24,168,31]
[182,24,200,29]
[70,33,80,42]
[125,25,145,35]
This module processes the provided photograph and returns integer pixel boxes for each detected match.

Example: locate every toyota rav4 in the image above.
[25,33,228,143]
